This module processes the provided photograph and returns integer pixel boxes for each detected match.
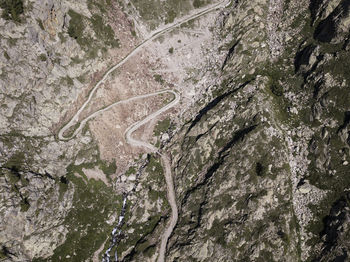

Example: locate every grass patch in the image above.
[126,166,136,175]
[91,14,120,48]
[153,74,165,84]
[20,197,30,212]
[146,156,163,177]
[153,118,171,136]
[7,37,18,47]
[0,0,24,22]
[50,163,122,261]
[116,214,162,256]
[38,53,47,62]
[4,152,25,170]
[193,0,205,8]
[68,9,89,47]
[129,0,194,28]
[3,51,10,60]
[67,7,119,59]
[37,18,44,30]
[99,160,117,176]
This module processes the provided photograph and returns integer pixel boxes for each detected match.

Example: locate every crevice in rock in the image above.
[312,195,350,261]
[121,215,165,262]
[313,0,350,43]
[294,44,316,73]
[221,39,240,70]
[170,123,257,255]
[186,80,253,134]
[195,121,218,142]
[309,0,325,24]
[337,111,350,133]
[182,124,258,206]
[0,166,55,181]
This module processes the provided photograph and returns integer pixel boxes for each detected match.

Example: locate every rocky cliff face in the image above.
[1,0,350,261]
[164,0,350,261]
[0,0,135,260]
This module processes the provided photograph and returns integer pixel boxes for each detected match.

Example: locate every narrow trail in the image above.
[58,0,230,141]
[124,91,179,262]
[58,89,178,140]
[57,1,231,261]
[156,155,178,262]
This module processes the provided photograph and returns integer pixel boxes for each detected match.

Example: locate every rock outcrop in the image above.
[1,0,350,261]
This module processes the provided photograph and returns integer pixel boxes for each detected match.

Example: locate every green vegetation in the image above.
[37,18,44,30]
[99,160,117,176]
[4,151,25,170]
[67,5,120,59]
[3,51,10,60]
[130,0,213,27]
[20,197,30,212]
[114,155,169,258]
[323,50,350,83]
[193,0,204,8]
[58,32,67,43]
[145,155,168,202]
[7,37,18,47]
[2,157,33,214]
[63,76,74,86]
[168,47,174,54]
[153,118,171,136]
[77,74,86,84]
[0,248,6,259]
[264,5,350,257]
[207,219,227,246]
[87,0,113,13]
[51,163,122,261]
[61,121,79,139]
[126,166,137,175]
[165,9,176,24]
[91,14,120,48]
[0,0,24,22]
[68,10,86,46]
[130,0,192,29]
[116,214,162,256]
[153,74,165,84]
[146,156,163,177]
[58,178,68,201]
[38,53,47,62]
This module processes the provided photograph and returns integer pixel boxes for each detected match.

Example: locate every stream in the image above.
[102,194,127,262]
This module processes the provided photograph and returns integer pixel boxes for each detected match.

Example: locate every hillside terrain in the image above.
[1,0,350,261]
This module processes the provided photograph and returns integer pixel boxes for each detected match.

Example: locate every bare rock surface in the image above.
[1,0,350,261]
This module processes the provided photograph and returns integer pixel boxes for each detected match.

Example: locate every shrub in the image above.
[91,14,119,48]
[38,53,47,61]
[37,18,44,30]
[0,0,24,22]
[3,51,10,60]
[68,9,85,44]
[193,0,204,8]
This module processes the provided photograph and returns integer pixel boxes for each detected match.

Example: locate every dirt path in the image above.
[156,154,178,262]
[58,89,178,140]
[57,1,231,261]
[58,0,230,141]
[124,90,179,150]
[124,91,179,262]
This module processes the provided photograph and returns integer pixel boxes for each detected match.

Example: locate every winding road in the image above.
[58,0,230,141]
[124,91,179,262]
[58,1,230,261]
